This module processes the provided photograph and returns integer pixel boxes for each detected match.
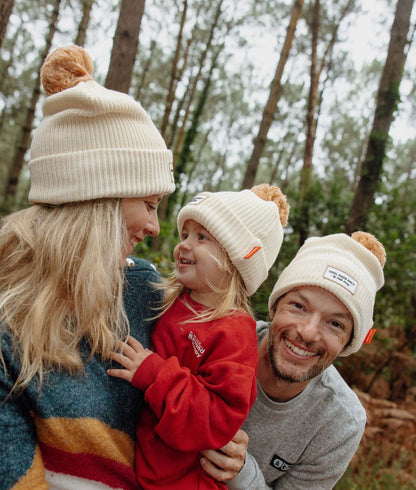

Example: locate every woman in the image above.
[0,45,174,490]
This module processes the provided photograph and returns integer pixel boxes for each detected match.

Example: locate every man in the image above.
[200,231,386,489]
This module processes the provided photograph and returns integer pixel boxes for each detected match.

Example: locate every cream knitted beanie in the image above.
[268,232,386,356]
[177,184,290,296]
[28,45,175,204]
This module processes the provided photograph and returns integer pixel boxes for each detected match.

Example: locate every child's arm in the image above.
[133,314,258,452]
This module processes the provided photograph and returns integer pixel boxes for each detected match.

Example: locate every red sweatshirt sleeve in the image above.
[131,314,257,452]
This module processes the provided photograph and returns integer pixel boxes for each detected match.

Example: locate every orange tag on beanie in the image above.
[243,246,262,259]
[363,328,376,344]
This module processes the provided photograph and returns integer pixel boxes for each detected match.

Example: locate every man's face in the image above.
[267,286,353,383]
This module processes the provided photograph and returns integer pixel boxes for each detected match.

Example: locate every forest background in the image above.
[0,0,416,487]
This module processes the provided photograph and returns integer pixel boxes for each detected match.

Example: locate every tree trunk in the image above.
[160,0,188,139]
[293,0,320,245]
[167,21,199,147]
[297,0,355,245]
[105,0,145,93]
[167,79,191,149]
[240,0,304,190]
[159,0,224,217]
[74,0,94,47]
[345,0,414,233]
[171,0,224,171]
[0,0,14,48]
[135,40,157,101]
[0,18,20,102]
[4,0,61,203]
[151,0,224,252]
[175,46,222,184]
[178,129,211,209]
[163,44,222,223]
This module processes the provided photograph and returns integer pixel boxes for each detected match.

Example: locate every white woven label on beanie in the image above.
[187,194,209,206]
[323,266,358,294]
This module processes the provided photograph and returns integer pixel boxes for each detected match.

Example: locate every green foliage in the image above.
[369,180,416,347]
[135,217,175,270]
[335,439,416,489]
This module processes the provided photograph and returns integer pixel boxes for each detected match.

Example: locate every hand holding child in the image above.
[108,336,153,383]
[200,429,248,481]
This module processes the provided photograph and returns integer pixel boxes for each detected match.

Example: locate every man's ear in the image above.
[341,327,354,354]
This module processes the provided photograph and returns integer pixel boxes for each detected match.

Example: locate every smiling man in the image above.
[201,231,386,490]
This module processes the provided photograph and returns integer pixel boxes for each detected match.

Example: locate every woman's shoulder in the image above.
[125,257,161,282]
[123,257,162,304]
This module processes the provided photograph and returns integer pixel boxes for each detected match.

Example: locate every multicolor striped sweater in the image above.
[0,257,160,489]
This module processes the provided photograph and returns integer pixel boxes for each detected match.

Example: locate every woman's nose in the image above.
[145,214,160,237]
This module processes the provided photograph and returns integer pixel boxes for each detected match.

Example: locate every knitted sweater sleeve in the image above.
[132,313,258,452]
[0,334,48,488]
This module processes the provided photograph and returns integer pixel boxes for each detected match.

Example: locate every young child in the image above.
[108,184,289,489]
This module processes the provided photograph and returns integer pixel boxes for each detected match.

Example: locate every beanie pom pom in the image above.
[41,45,94,96]
[250,183,289,227]
[352,231,386,268]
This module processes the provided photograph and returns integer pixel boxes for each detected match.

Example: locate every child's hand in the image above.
[107,335,153,383]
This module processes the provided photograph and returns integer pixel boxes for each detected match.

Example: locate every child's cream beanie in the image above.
[28,45,174,204]
[177,184,290,296]
[268,232,386,356]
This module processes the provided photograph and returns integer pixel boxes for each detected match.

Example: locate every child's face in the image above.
[174,219,231,306]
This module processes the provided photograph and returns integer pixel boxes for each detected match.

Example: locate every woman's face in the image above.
[121,195,163,258]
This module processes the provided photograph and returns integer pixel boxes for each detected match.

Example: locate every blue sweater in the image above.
[0,258,160,489]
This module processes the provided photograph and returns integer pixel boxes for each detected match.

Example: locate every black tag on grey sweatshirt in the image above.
[270,454,291,472]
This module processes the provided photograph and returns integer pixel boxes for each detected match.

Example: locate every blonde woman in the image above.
[0,45,174,489]
[108,185,289,489]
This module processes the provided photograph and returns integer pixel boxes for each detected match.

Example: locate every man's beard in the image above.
[268,334,330,384]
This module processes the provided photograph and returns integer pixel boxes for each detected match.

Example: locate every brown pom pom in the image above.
[352,231,386,268]
[41,45,94,96]
[250,183,290,227]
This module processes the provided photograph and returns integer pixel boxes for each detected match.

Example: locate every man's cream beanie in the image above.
[177,184,290,296]
[268,232,386,356]
[28,45,175,204]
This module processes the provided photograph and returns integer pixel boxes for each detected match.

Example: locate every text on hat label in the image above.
[323,266,358,294]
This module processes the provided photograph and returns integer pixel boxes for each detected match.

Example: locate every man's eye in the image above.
[331,321,343,330]
[198,233,208,240]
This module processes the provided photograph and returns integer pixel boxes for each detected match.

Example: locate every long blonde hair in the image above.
[0,199,129,393]
[157,243,253,323]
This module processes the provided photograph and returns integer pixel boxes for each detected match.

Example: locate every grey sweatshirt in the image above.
[227,322,366,490]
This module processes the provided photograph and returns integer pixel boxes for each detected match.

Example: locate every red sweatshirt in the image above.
[132,292,258,489]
